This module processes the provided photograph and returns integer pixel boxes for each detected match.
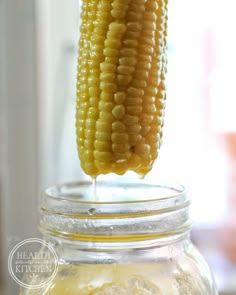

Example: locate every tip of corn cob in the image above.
[76,0,168,177]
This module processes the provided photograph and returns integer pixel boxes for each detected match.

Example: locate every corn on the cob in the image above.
[76,0,168,177]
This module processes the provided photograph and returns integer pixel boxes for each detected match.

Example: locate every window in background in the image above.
[36,0,84,188]
[150,0,227,226]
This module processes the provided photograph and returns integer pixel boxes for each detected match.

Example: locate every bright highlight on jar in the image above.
[76,0,168,177]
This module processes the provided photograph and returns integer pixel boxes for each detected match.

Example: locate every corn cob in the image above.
[76,0,168,177]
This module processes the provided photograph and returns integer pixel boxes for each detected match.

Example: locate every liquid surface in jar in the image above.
[21,262,212,295]
[76,0,168,177]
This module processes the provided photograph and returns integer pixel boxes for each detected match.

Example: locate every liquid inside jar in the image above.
[21,259,213,295]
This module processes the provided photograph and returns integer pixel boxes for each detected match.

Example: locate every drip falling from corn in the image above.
[76,0,168,177]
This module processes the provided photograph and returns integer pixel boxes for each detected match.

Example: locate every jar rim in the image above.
[41,179,190,217]
[40,180,191,244]
[44,179,187,204]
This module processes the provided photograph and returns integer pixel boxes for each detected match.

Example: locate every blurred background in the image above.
[1,0,236,294]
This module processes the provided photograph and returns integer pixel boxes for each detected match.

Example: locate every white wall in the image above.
[0,0,39,293]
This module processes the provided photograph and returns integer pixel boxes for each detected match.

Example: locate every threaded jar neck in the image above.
[39,180,191,248]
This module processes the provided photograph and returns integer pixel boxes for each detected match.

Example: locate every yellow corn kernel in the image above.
[123,39,138,48]
[132,79,147,88]
[95,131,111,141]
[124,96,142,106]
[122,114,139,125]
[94,151,112,161]
[84,139,94,149]
[113,155,130,166]
[117,75,132,86]
[94,140,111,151]
[84,130,94,139]
[126,124,141,135]
[100,62,116,73]
[114,92,126,104]
[98,101,114,112]
[128,154,141,169]
[100,73,116,82]
[118,65,135,75]
[129,134,142,145]
[111,8,127,19]
[119,57,136,66]
[100,91,113,101]
[112,121,126,133]
[111,133,128,143]
[140,114,154,126]
[112,143,129,153]
[120,48,137,57]
[76,0,169,177]
[103,48,119,57]
[100,82,117,93]
[126,106,142,115]
[141,126,151,136]
[99,112,113,122]
[112,162,128,175]
[96,120,112,132]
[112,105,125,119]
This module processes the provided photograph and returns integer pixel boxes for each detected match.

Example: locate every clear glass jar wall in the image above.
[20,180,218,294]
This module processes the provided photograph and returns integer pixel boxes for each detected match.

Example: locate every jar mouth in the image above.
[43,179,186,207]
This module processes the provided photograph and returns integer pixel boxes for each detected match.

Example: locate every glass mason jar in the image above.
[20,180,218,294]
